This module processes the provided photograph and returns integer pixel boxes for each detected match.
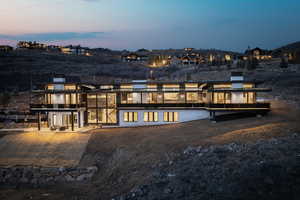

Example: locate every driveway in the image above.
[0,132,91,167]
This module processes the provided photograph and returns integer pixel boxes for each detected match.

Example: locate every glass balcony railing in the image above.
[30,104,85,109]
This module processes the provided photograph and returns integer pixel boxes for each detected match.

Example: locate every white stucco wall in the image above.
[118,109,209,127]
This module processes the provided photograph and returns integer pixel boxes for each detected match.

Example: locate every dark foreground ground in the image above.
[117,134,300,200]
[0,100,300,200]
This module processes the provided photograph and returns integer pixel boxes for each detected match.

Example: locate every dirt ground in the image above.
[0,100,299,200]
[0,132,91,167]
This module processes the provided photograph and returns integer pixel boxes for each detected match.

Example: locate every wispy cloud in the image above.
[0,32,105,41]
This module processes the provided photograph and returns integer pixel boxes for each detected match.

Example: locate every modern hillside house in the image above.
[30,73,271,131]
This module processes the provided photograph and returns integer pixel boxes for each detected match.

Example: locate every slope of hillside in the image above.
[0,51,151,91]
[275,41,300,51]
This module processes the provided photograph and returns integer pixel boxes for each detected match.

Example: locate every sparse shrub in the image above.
[0,92,11,106]
[280,58,288,68]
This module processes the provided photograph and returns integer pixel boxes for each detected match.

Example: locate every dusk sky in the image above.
[0,0,300,52]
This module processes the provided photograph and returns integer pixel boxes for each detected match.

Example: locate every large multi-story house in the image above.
[17,41,47,49]
[122,53,149,63]
[30,73,271,131]
[60,45,91,56]
[244,47,272,60]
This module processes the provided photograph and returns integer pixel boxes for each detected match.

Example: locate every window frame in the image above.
[143,112,159,122]
[123,112,138,122]
[163,112,179,122]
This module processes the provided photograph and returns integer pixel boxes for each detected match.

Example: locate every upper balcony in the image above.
[30,104,85,111]
[205,102,271,111]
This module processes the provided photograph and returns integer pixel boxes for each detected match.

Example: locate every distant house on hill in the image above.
[184,48,194,52]
[284,50,300,64]
[180,53,202,65]
[244,47,272,60]
[122,53,149,63]
[17,41,47,50]
[60,45,91,56]
[0,45,13,52]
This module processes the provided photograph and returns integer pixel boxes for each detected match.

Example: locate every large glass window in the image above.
[147,84,157,90]
[53,94,64,104]
[186,92,198,103]
[107,93,116,107]
[123,112,138,122]
[97,109,107,123]
[65,84,76,90]
[120,84,133,89]
[163,84,180,91]
[47,85,54,90]
[46,94,52,104]
[100,85,114,89]
[121,93,141,104]
[65,94,70,105]
[64,93,77,104]
[185,83,198,90]
[87,94,97,107]
[163,112,179,122]
[179,93,186,103]
[157,93,163,103]
[127,93,133,104]
[132,93,141,104]
[141,93,161,104]
[144,112,158,122]
[121,93,128,104]
[107,109,117,123]
[164,93,179,103]
[225,93,231,103]
[243,92,255,103]
[97,94,107,107]
[213,84,231,89]
[88,109,97,123]
[248,92,255,103]
[142,93,149,104]
[71,93,77,104]
[214,93,225,104]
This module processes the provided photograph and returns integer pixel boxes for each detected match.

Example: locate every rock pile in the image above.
[115,133,300,200]
[0,166,98,186]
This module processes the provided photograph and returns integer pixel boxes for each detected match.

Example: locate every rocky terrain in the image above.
[116,134,300,200]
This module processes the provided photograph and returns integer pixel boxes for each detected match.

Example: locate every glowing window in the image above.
[144,112,158,122]
[124,112,138,122]
[164,112,179,122]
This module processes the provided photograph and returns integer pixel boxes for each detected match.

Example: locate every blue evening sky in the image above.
[0,0,299,52]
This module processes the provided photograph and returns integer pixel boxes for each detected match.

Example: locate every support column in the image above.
[38,112,41,131]
[209,111,216,121]
[46,112,49,128]
[71,112,74,131]
[78,111,81,128]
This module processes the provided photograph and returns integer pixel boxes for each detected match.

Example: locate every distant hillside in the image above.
[275,41,300,51]
[0,51,152,92]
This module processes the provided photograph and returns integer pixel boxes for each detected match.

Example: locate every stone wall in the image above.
[0,166,98,185]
